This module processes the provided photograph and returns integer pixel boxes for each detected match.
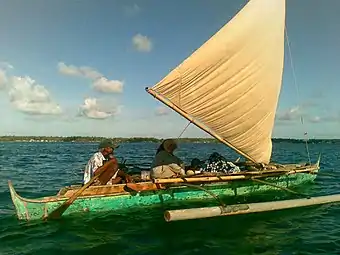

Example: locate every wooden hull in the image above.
[8,163,320,221]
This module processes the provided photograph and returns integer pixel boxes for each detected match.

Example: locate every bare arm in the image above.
[99,156,133,182]
[94,158,119,176]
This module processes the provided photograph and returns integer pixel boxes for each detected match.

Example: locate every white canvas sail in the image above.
[147,0,286,164]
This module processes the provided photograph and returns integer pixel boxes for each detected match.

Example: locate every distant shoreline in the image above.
[0,136,336,144]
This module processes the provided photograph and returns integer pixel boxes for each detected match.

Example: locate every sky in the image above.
[0,0,340,139]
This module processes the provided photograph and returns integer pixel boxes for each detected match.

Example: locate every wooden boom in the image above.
[164,193,340,222]
[154,167,318,184]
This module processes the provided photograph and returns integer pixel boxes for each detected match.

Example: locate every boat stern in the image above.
[316,153,321,169]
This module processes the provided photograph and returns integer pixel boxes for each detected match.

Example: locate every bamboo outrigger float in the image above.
[8,0,338,221]
[164,193,340,222]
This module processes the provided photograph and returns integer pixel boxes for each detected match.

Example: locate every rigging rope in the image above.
[285,25,312,165]
[177,121,191,138]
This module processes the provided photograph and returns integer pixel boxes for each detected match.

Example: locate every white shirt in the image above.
[83,152,106,184]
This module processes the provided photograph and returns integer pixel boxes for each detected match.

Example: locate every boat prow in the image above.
[8,180,33,220]
[8,180,65,221]
[8,180,20,218]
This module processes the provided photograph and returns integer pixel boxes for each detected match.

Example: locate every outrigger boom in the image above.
[165,193,340,222]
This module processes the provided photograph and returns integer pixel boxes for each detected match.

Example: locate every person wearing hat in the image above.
[83,139,132,185]
[150,138,186,178]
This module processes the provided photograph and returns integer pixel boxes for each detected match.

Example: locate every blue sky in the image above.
[0,0,339,139]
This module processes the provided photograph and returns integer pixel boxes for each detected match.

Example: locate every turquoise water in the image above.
[0,141,340,255]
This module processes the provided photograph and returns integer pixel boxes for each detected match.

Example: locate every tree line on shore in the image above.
[0,136,336,144]
[0,136,209,143]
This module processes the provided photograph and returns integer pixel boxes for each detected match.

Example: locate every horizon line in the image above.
[0,135,337,140]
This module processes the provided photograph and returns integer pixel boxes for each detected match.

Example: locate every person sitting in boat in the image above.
[83,139,132,185]
[150,139,186,178]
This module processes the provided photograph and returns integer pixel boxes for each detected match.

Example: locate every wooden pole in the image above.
[164,193,340,222]
[145,87,257,163]
[43,160,114,220]
[153,167,317,184]
[154,175,247,184]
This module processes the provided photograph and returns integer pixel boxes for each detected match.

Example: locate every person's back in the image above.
[83,151,106,185]
[151,150,182,168]
[150,139,185,178]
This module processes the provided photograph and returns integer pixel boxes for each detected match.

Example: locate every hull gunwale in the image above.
[8,161,320,221]
[9,168,318,203]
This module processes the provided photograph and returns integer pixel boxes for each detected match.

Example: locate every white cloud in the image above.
[309,116,321,123]
[93,77,123,93]
[155,106,170,116]
[58,62,123,93]
[57,62,102,79]
[132,34,153,52]
[307,114,340,123]
[0,62,14,70]
[276,104,340,125]
[8,76,62,115]
[0,69,7,89]
[79,97,122,119]
[0,61,14,89]
[276,106,301,121]
[58,62,82,76]
[79,66,103,80]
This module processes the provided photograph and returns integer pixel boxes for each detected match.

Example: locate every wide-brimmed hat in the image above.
[98,139,119,150]
[163,139,177,152]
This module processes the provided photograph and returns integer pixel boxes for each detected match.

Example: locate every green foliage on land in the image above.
[0,135,335,144]
[0,136,215,143]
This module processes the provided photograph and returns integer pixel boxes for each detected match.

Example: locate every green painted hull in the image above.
[8,170,318,221]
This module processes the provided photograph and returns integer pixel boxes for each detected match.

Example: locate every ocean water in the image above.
[0,141,340,255]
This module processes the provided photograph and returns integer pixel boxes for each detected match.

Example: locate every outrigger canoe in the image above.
[8,0,335,222]
[8,160,320,221]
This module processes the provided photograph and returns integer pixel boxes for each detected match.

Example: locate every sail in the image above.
[147,0,286,164]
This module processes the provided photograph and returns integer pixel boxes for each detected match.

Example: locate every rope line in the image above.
[177,121,191,138]
[285,25,312,165]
